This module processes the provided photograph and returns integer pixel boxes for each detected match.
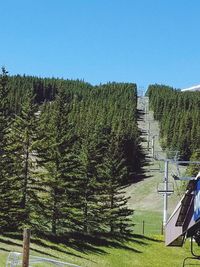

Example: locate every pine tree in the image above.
[35,90,82,235]
[78,131,107,234]
[0,67,17,230]
[5,92,40,229]
[101,135,133,234]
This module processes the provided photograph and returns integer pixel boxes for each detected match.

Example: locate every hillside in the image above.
[148,85,200,162]
[126,96,182,235]
[0,73,142,237]
[0,72,199,266]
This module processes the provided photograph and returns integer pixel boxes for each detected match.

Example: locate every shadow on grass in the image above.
[2,231,163,263]
[0,246,10,252]
[36,232,142,255]
[132,233,163,243]
[123,139,152,185]
[137,109,145,122]
[122,107,154,184]
[126,144,152,184]
[0,237,22,247]
[0,235,78,260]
[36,232,162,255]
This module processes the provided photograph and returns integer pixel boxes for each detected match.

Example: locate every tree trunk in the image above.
[21,138,30,209]
[84,202,88,233]
[52,189,57,235]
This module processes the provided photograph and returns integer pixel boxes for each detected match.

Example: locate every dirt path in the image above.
[126,97,181,215]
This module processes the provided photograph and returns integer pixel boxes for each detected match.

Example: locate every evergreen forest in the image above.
[0,68,143,236]
[147,84,200,165]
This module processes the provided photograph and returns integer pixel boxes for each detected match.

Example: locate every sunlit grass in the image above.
[0,232,195,267]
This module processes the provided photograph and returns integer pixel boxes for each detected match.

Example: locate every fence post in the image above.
[142,220,145,235]
[22,229,31,267]
[161,221,164,235]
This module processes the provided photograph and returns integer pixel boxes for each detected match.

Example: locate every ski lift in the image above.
[157,182,174,195]
[172,173,195,181]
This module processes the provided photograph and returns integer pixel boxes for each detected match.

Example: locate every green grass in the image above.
[133,210,163,235]
[0,231,197,267]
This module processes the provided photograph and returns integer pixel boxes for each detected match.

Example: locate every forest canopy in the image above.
[147,84,200,161]
[0,69,143,236]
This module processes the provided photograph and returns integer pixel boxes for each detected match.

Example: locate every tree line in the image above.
[0,68,143,236]
[147,84,200,166]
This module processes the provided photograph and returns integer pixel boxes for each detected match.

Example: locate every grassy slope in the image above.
[0,233,194,267]
[126,98,180,230]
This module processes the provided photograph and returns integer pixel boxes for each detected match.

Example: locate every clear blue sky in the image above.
[1,0,200,90]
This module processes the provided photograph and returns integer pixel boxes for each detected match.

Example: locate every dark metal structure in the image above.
[182,236,200,267]
[165,172,200,266]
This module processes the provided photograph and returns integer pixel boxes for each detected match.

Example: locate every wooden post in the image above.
[152,135,155,158]
[161,221,164,235]
[22,229,31,267]
[142,220,145,235]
